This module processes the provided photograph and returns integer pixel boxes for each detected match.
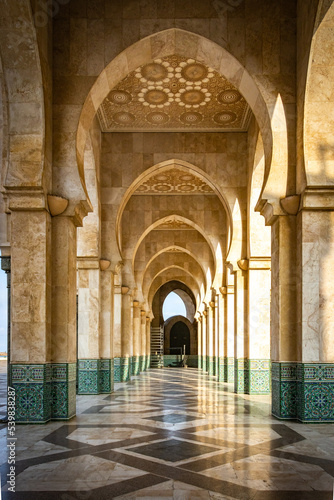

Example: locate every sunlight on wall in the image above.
[162,291,187,321]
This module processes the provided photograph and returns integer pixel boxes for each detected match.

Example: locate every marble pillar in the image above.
[140,310,146,371]
[10,209,52,423]
[197,316,202,370]
[271,216,298,420]
[120,289,133,382]
[248,258,271,394]
[226,283,235,383]
[51,215,77,420]
[132,301,141,376]
[295,208,334,422]
[146,316,151,369]
[208,301,215,376]
[214,295,219,376]
[201,309,207,372]
[113,284,122,382]
[218,289,226,382]
[77,259,100,394]
[234,270,248,393]
[99,268,114,393]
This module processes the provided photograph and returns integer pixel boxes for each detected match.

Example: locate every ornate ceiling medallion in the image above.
[97,55,252,131]
[217,89,242,104]
[146,112,170,124]
[113,112,135,124]
[109,90,132,105]
[138,87,172,108]
[180,112,203,124]
[213,111,237,124]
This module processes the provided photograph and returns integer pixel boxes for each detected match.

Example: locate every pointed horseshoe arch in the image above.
[76,28,273,203]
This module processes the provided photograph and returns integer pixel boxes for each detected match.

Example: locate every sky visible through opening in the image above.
[162,291,187,321]
[0,269,7,352]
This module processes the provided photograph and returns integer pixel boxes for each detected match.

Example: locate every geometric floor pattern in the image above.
[1,367,334,499]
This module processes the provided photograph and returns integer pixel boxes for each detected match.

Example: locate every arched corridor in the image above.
[0,0,334,496]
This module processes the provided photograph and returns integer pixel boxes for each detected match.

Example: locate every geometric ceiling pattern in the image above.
[133,167,215,195]
[97,55,252,132]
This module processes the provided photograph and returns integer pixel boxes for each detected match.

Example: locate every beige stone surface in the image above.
[2,1,334,416]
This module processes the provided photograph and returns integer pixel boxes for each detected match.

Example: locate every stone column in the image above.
[226,282,235,383]
[271,215,298,419]
[234,269,248,393]
[120,287,133,381]
[77,258,100,394]
[248,258,271,394]
[9,207,52,423]
[296,204,334,422]
[218,288,227,382]
[140,310,146,371]
[51,215,77,420]
[99,266,114,393]
[146,316,151,369]
[132,300,141,376]
[201,308,207,372]
[113,284,122,382]
[214,294,219,377]
[197,315,202,370]
[208,301,215,376]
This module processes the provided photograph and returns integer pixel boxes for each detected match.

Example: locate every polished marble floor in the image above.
[1,367,334,499]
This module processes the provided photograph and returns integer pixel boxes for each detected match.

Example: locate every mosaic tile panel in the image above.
[202,355,207,373]
[130,356,136,376]
[51,363,76,420]
[207,356,215,376]
[11,364,51,423]
[214,356,219,377]
[120,357,131,382]
[297,363,334,423]
[271,362,297,420]
[99,359,114,394]
[227,357,234,383]
[133,356,141,376]
[77,359,99,394]
[234,359,249,394]
[114,357,121,382]
[218,357,225,382]
[248,359,271,395]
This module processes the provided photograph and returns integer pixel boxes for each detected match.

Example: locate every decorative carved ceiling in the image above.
[97,55,252,132]
[133,167,214,195]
